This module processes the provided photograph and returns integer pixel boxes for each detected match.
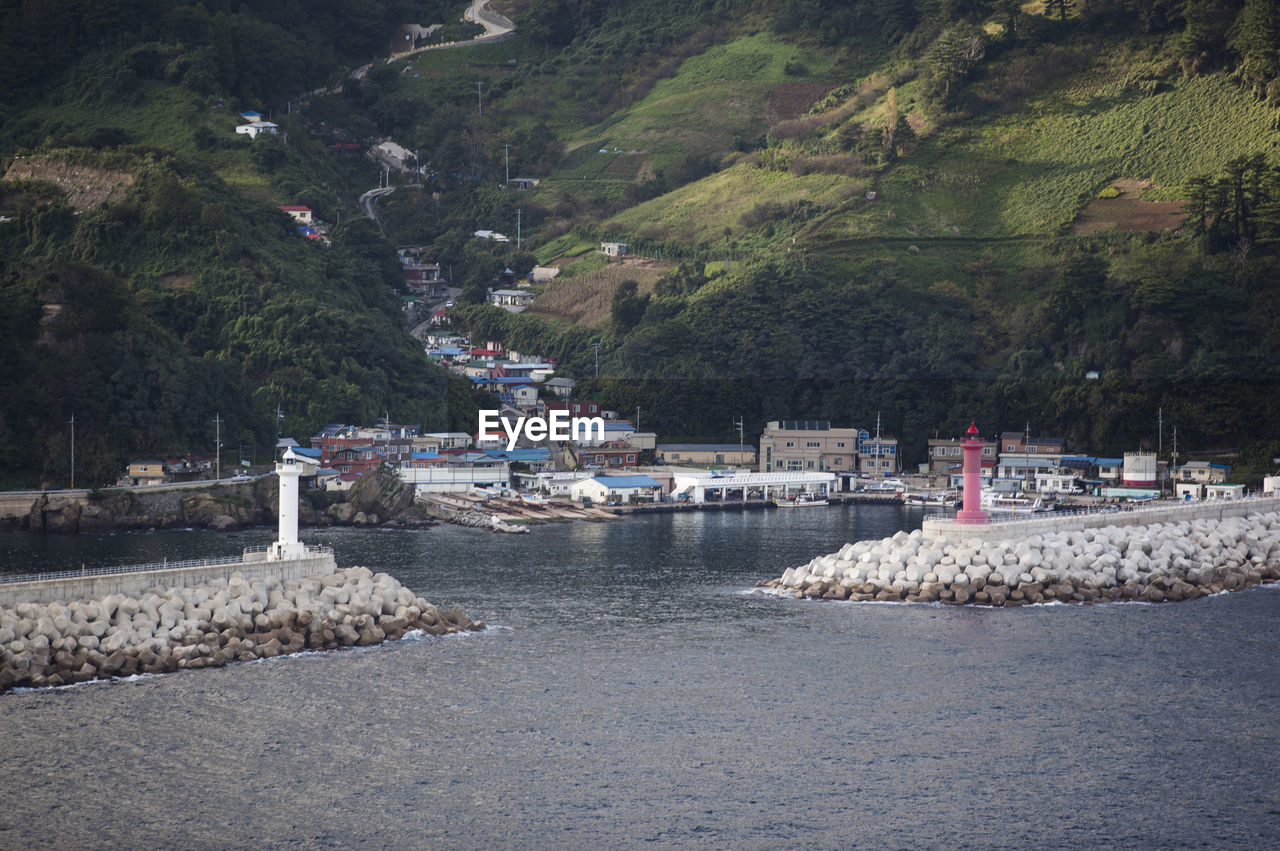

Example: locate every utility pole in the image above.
[503,144,511,183]
[1157,407,1163,457]
[476,81,483,116]
[68,413,75,489]
[1023,421,1030,493]
[213,413,223,481]
[1171,426,1179,489]
[592,342,601,379]
[734,416,744,463]
[516,208,522,250]
[275,403,284,457]
[635,407,640,431]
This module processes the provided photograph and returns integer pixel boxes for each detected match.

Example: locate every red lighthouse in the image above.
[955,421,989,524]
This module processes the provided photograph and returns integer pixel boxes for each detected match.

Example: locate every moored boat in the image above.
[903,489,958,508]
[979,489,1051,514]
[773,493,830,507]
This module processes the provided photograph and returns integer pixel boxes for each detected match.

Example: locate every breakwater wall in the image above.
[0,549,335,608]
[0,565,482,692]
[922,495,1280,542]
[764,504,1280,606]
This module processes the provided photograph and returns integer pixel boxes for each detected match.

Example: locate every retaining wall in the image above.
[0,552,336,608]
[922,495,1280,543]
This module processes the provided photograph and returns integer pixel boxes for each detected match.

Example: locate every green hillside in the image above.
[4,0,1280,486]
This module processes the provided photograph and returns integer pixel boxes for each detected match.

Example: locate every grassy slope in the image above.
[607,162,861,244]
[843,71,1280,240]
[584,40,1279,255]
[529,255,675,325]
[552,33,840,185]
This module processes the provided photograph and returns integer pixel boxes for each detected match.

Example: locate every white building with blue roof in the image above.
[570,474,663,505]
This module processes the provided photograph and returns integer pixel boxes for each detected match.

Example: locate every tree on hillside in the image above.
[1046,0,1074,20]
[1229,0,1280,103]
[882,88,901,163]
[1184,154,1273,251]
[921,27,986,109]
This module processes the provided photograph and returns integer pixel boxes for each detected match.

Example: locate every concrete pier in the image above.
[923,495,1280,543]
[0,548,336,608]
[767,495,1280,606]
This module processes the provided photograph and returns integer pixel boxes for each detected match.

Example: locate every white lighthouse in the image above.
[270,446,317,561]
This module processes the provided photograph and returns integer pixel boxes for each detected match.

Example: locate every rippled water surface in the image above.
[2,504,1279,848]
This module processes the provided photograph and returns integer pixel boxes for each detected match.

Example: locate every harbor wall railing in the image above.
[0,547,336,607]
[922,495,1280,543]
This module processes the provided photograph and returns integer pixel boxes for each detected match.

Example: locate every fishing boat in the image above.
[773,493,830,507]
[902,489,957,508]
[980,489,1051,514]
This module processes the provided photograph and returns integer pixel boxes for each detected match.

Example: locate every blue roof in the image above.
[488,448,552,462]
[471,377,536,385]
[1095,457,1123,465]
[411,451,441,460]
[591,475,660,489]
[602,421,634,430]
[658,443,756,452]
[292,447,322,459]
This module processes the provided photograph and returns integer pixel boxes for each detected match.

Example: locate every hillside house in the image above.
[235,121,278,139]
[277,205,314,225]
[545,377,576,398]
[545,399,602,419]
[369,140,416,173]
[601,242,628,257]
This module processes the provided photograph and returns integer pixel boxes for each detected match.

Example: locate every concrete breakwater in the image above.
[0,566,482,692]
[763,510,1280,605]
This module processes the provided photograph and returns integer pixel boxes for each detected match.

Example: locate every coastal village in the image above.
[120,320,1260,532]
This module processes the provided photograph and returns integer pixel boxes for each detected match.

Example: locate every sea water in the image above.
[1,504,1278,847]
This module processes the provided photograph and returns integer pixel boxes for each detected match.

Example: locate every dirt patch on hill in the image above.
[1073,178,1185,234]
[529,255,676,326]
[3,156,134,212]
[159,274,195,290]
[769,82,836,121]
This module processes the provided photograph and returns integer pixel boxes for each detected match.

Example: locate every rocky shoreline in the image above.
[761,510,1280,605]
[5,469,435,534]
[0,566,482,693]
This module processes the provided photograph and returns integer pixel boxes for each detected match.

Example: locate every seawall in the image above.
[766,500,1280,606]
[0,550,336,608]
[922,495,1280,543]
[0,564,482,692]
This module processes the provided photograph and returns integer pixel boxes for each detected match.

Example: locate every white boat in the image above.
[980,489,1050,514]
[773,493,830,507]
[903,490,957,507]
[862,478,904,492]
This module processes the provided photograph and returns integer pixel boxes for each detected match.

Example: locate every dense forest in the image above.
[1,0,1280,486]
